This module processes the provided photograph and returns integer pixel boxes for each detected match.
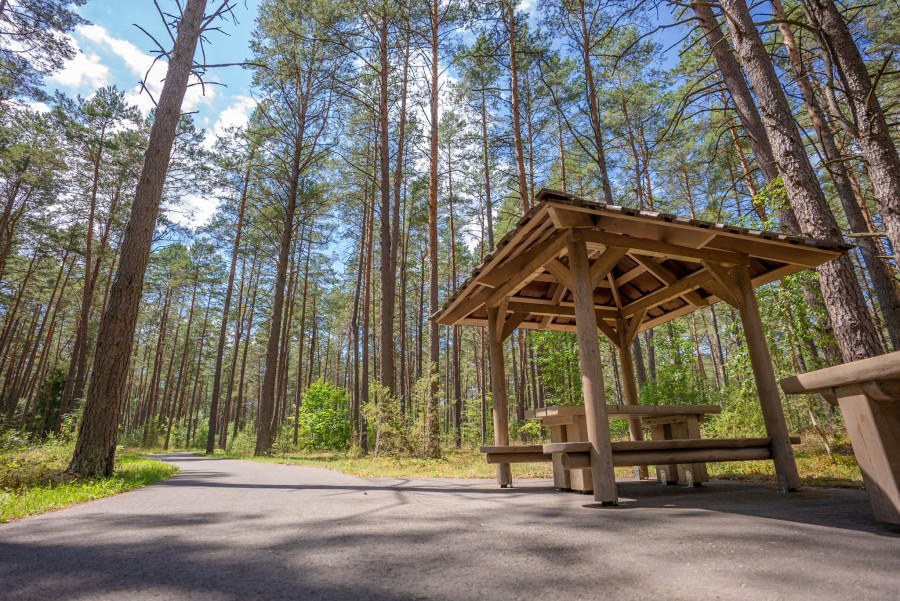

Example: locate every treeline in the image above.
[0,0,898,469]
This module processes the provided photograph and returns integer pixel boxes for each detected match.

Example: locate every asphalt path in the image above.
[2,452,899,600]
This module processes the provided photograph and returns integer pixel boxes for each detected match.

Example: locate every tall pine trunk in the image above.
[70,0,208,476]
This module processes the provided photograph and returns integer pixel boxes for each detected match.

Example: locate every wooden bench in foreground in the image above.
[781,350,900,525]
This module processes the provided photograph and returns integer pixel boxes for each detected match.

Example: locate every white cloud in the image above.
[49,35,109,89]
[170,193,219,229]
[77,24,214,115]
[212,95,256,139]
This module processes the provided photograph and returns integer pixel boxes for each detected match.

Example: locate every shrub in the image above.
[297,381,351,451]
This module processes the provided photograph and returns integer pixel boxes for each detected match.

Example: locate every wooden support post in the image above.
[567,238,618,504]
[735,265,801,490]
[616,335,649,479]
[487,306,512,487]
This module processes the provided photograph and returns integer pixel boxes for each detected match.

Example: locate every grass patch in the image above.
[705,433,863,488]
[1,441,178,523]
[203,430,863,488]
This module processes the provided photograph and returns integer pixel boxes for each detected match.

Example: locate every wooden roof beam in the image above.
[620,269,713,318]
[580,229,749,266]
[631,254,705,307]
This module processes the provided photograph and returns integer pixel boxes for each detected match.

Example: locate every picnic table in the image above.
[523,404,722,492]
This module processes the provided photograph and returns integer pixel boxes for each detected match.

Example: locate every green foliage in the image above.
[226,428,255,456]
[363,382,421,457]
[529,331,582,405]
[704,400,767,438]
[460,395,488,448]
[297,381,351,451]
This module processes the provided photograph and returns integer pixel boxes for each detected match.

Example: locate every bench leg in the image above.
[838,391,900,525]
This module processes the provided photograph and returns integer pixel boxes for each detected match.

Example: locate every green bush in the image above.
[705,400,767,438]
[297,381,351,451]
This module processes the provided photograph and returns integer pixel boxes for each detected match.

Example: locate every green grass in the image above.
[203,431,863,488]
[1,441,178,523]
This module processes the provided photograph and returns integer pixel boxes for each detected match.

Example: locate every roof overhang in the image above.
[432,189,851,338]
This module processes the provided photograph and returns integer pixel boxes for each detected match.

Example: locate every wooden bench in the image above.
[781,351,900,525]
[481,444,551,465]
[482,436,801,489]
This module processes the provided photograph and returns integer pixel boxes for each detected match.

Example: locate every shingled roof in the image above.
[432,188,851,335]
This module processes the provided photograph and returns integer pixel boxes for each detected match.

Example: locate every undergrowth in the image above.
[1,439,177,522]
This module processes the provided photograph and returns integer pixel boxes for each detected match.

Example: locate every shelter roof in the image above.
[432,189,851,336]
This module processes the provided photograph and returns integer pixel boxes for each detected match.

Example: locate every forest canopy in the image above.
[0,0,897,474]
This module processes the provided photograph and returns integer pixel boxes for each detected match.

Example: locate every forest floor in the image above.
[1,452,896,601]
[0,441,178,522]
[203,430,864,489]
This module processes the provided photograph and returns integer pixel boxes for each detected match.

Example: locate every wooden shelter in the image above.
[433,189,851,505]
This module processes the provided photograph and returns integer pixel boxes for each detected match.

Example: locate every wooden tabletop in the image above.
[525,404,721,420]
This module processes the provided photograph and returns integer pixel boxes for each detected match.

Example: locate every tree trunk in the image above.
[256,136,302,456]
[207,157,251,453]
[802,0,900,261]
[503,0,530,213]
[772,0,900,348]
[425,0,441,458]
[69,0,208,476]
[718,0,883,362]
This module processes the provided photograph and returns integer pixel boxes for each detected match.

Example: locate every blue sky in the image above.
[43,1,263,226]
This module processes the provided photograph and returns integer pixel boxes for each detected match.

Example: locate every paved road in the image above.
[2,453,899,600]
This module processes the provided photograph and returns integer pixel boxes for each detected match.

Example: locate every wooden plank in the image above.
[476,206,550,282]
[682,414,710,483]
[505,300,619,320]
[543,442,592,453]
[480,444,545,453]
[780,351,900,395]
[650,423,678,484]
[547,204,595,228]
[561,452,592,470]
[580,229,749,266]
[486,452,552,464]
[642,415,685,426]
[542,415,575,427]
[702,260,744,309]
[621,309,647,349]
[529,404,722,418]
[568,238,617,504]
[704,233,844,268]
[736,265,801,491]
[612,446,772,466]
[595,319,620,344]
[610,437,773,451]
[565,417,592,492]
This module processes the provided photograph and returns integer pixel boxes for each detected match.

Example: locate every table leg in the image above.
[649,422,678,485]
[565,417,593,492]
[683,414,709,484]
[549,425,571,490]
